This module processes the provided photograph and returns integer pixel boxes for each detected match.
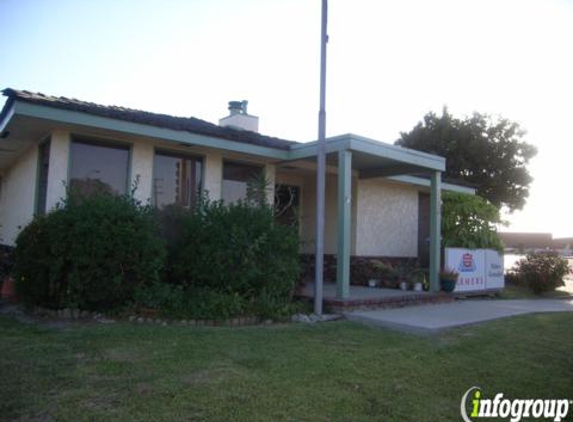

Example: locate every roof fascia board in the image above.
[287,137,350,160]
[13,101,289,160]
[0,102,15,133]
[388,175,475,194]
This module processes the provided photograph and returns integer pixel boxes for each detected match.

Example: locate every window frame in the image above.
[68,135,132,197]
[221,159,264,204]
[152,148,204,209]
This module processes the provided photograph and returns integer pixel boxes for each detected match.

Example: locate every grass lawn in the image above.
[497,284,573,300]
[1,313,572,422]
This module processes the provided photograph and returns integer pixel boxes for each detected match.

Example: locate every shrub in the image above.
[14,191,165,310]
[154,205,192,283]
[171,197,300,317]
[442,192,504,252]
[0,244,15,280]
[512,252,571,294]
[134,282,247,321]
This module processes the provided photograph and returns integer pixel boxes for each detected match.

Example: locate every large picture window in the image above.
[69,139,129,196]
[153,151,202,209]
[222,161,263,204]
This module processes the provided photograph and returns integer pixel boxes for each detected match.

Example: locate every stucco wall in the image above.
[130,138,154,203]
[293,172,358,256]
[291,172,418,257]
[0,145,38,245]
[355,179,419,257]
[203,151,222,200]
[45,131,70,210]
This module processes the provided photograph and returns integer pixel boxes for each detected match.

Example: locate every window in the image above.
[36,139,50,215]
[222,161,263,204]
[152,151,202,209]
[69,139,129,196]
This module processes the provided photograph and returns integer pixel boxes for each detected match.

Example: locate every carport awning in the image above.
[287,133,446,178]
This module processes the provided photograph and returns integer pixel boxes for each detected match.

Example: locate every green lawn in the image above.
[497,284,573,300]
[1,313,572,422]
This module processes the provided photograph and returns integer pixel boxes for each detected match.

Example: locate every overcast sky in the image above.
[1,0,571,237]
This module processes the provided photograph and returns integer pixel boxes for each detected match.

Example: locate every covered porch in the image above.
[277,133,446,300]
[300,282,455,312]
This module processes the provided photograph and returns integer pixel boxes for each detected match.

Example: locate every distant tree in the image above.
[396,108,537,212]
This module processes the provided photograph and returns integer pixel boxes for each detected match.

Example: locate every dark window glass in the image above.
[152,151,202,208]
[274,184,300,227]
[222,162,263,204]
[69,140,129,196]
[36,140,50,215]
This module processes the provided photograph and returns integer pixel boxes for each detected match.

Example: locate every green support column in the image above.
[337,149,352,299]
[429,171,442,292]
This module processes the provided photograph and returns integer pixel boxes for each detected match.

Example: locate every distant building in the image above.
[500,232,573,255]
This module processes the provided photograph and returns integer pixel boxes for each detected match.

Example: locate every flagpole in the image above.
[314,0,328,315]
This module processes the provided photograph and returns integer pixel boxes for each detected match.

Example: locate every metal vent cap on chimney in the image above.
[219,100,259,132]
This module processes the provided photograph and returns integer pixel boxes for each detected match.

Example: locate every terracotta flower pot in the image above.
[1,276,17,302]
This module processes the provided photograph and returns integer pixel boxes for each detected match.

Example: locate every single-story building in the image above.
[0,89,473,299]
[499,232,555,253]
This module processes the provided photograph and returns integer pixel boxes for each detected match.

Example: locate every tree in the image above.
[441,192,504,252]
[396,108,537,212]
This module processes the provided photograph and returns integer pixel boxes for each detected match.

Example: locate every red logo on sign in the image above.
[459,253,476,272]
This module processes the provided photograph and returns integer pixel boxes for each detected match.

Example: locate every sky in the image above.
[1,0,572,237]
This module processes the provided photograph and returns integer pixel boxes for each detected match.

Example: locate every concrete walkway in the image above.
[344,299,573,334]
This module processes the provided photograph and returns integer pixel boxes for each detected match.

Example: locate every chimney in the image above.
[219,100,259,132]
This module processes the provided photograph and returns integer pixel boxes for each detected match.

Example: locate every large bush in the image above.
[14,191,165,310]
[442,192,504,252]
[170,197,300,317]
[0,244,15,280]
[511,252,571,294]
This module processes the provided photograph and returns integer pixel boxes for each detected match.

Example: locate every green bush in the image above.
[442,192,504,252]
[134,282,247,321]
[14,191,165,310]
[512,252,571,294]
[0,244,15,280]
[171,197,300,317]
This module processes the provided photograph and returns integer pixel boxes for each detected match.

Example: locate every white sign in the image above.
[444,248,505,292]
[485,249,504,289]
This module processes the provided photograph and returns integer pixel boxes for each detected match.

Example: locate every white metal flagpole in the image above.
[314,0,328,315]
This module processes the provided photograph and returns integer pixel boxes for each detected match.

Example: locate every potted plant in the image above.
[392,261,419,291]
[371,260,397,288]
[439,268,459,293]
[412,273,424,292]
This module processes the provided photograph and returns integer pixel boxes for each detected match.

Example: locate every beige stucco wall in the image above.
[45,131,70,210]
[0,145,38,245]
[289,171,358,256]
[203,151,222,200]
[355,179,419,257]
[130,139,154,203]
[264,163,276,205]
[285,169,419,257]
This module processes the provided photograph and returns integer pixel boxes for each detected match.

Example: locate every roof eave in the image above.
[11,100,290,160]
